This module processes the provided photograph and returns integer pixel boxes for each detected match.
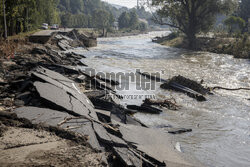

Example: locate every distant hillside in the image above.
[109,3,125,9]
[57,0,154,28]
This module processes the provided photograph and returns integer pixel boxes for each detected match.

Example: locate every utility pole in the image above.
[3,0,7,39]
[137,0,139,9]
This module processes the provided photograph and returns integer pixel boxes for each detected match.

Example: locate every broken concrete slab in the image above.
[113,147,143,167]
[35,66,74,88]
[14,106,70,126]
[34,82,91,117]
[13,107,102,151]
[93,122,127,147]
[32,67,95,117]
[118,124,200,167]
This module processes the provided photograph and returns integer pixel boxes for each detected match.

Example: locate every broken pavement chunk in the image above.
[14,106,102,151]
[113,147,143,167]
[34,81,90,117]
[118,124,199,166]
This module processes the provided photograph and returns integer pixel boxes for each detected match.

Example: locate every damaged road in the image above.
[9,66,201,167]
[0,29,204,167]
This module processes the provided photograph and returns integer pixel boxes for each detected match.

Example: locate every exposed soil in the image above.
[0,111,107,167]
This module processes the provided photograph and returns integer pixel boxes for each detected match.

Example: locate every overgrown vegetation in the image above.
[0,0,152,38]
[118,10,148,32]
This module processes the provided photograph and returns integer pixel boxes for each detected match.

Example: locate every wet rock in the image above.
[127,104,162,114]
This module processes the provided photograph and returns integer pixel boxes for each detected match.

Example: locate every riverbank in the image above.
[153,32,250,59]
[0,30,203,166]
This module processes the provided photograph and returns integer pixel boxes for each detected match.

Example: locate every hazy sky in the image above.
[102,0,138,8]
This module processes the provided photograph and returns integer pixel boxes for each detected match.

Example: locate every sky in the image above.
[102,0,138,8]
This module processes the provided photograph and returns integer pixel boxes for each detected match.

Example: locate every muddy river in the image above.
[75,31,250,167]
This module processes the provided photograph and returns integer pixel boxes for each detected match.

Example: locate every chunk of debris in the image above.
[160,75,210,101]
[143,98,180,110]
[127,104,162,114]
[166,128,192,134]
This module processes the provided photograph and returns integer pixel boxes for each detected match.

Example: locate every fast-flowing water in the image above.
[76,31,250,167]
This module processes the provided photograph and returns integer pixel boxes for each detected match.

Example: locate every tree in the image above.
[118,11,130,29]
[129,10,139,29]
[138,21,148,31]
[224,16,246,34]
[151,0,237,49]
[2,0,7,38]
[93,9,113,36]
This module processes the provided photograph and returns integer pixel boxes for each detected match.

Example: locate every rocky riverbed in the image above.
[0,30,205,167]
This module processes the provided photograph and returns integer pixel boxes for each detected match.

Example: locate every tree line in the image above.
[0,0,120,37]
[151,0,250,49]
[118,9,148,32]
[0,0,60,37]
[0,0,153,38]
